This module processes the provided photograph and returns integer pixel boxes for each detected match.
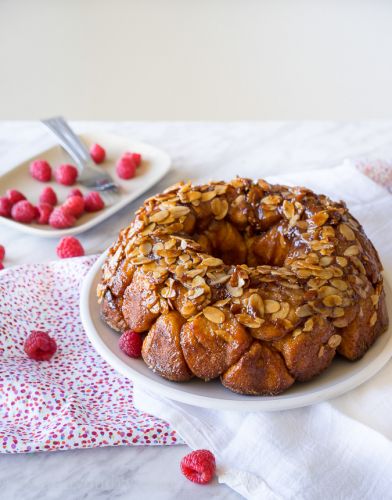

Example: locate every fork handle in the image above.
[41,116,90,171]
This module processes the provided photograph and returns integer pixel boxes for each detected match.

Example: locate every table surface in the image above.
[1,121,392,500]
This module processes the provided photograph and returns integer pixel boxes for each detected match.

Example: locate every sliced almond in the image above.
[296,304,313,318]
[201,190,217,202]
[339,223,356,241]
[203,306,225,324]
[292,328,303,338]
[271,302,289,320]
[282,200,295,219]
[331,307,345,318]
[170,205,191,218]
[202,257,224,267]
[311,211,329,227]
[333,317,349,328]
[211,198,229,220]
[371,294,380,306]
[150,210,170,223]
[248,293,265,318]
[264,299,281,314]
[369,311,377,327]
[344,245,360,257]
[318,346,325,358]
[226,283,244,298]
[323,294,343,307]
[187,288,205,300]
[330,278,348,291]
[319,256,333,267]
[261,195,281,205]
[328,334,342,349]
[303,318,314,332]
[318,286,339,298]
[336,256,348,267]
[160,287,176,299]
[235,313,264,328]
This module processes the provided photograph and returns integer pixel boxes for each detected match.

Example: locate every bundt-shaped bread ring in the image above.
[97,178,388,395]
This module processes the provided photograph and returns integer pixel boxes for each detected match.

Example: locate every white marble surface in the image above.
[1,121,392,500]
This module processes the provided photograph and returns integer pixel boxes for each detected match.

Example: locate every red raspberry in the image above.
[37,202,54,224]
[0,197,12,218]
[24,331,57,361]
[54,164,78,186]
[84,191,105,212]
[122,152,142,167]
[63,195,85,218]
[90,143,106,164]
[11,200,37,223]
[116,156,136,179]
[67,188,83,198]
[49,207,76,228]
[56,236,85,258]
[29,159,52,182]
[7,189,26,205]
[180,450,216,485]
[0,245,5,261]
[39,186,58,206]
[119,330,143,358]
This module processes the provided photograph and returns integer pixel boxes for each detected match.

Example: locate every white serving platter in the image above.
[80,252,392,411]
[0,132,171,237]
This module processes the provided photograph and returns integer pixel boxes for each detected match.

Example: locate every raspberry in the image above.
[37,203,54,224]
[54,164,78,186]
[39,186,57,206]
[63,195,85,218]
[122,152,142,167]
[67,188,83,198]
[49,207,76,228]
[180,450,216,485]
[119,330,143,358]
[84,191,105,212]
[0,245,5,261]
[0,197,12,217]
[116,156,136,179]
[56,236,85,258]
[90,143,106,164]
[11,200,37,223]
[7,189,26,205]
[24,331,57,361]
[29,159,52,182]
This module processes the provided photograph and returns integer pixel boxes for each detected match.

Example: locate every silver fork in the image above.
[41,116,119,193]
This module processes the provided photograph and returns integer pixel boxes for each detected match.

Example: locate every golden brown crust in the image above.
[142,311,193,382]
[97,177,388,395]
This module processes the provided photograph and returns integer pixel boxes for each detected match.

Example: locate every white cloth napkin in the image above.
[133,163,392,500]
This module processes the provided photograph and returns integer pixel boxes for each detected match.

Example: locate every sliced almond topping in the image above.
[187,288,205,300]
[330,278,348,291]
[303,318,314,332]
[369,311,377,327]
[201,190,217,202]
[203,306,225,324]
[160,287,176,299]
[187,191,201,202]
[336,256,348,267]
[318,286,339,298]
[271,302,290,320]
[248,293,265,318]
[319,256,333,267]
[226,283,244,298]
[202,256,224,267]
[328,334,342,349]
[265,299,281,314]
[318,346,325,358]
[235,313,264,328]
[333,317,349,328]
[323,294,343,307]
[261,195,281,205]
[213,298,231,308]
[150,210,170,223]
[170,205,191,218]
[311,211,329,227]
[181,302,197,317]
[339,223,356,241]
[139,242,152,256]
[140,222,156,236]
[331,307,345,318]
[282,200,295,219]
[211,198,229,220]
[292,328,302,338]
[371,294,380,306]
[296,304,313,318]
[344,245,360,256]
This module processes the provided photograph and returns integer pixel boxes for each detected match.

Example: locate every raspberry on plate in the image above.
[29,159,52,182]
[116,156,136,179]
[24,331,57,361]
[67,188,83,198]
[37,202,54,225]
[119,330,143,358]
[63,195,85,218]
[84,191,105,212]
[7,189,26,205]
[11,200,37,223]
[54,164,78,186]
[56,236,85,258]
[90,143,106,164]
[49,207,76,228]
[122,152,142,167]
[180,450,216,485]
[0,197,12,218]
[0,245,5,261]
[39,186,58,206]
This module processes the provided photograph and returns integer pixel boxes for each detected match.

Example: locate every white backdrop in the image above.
[1,0,391,120]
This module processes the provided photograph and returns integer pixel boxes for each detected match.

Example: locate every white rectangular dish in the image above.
[0,132,171,238]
